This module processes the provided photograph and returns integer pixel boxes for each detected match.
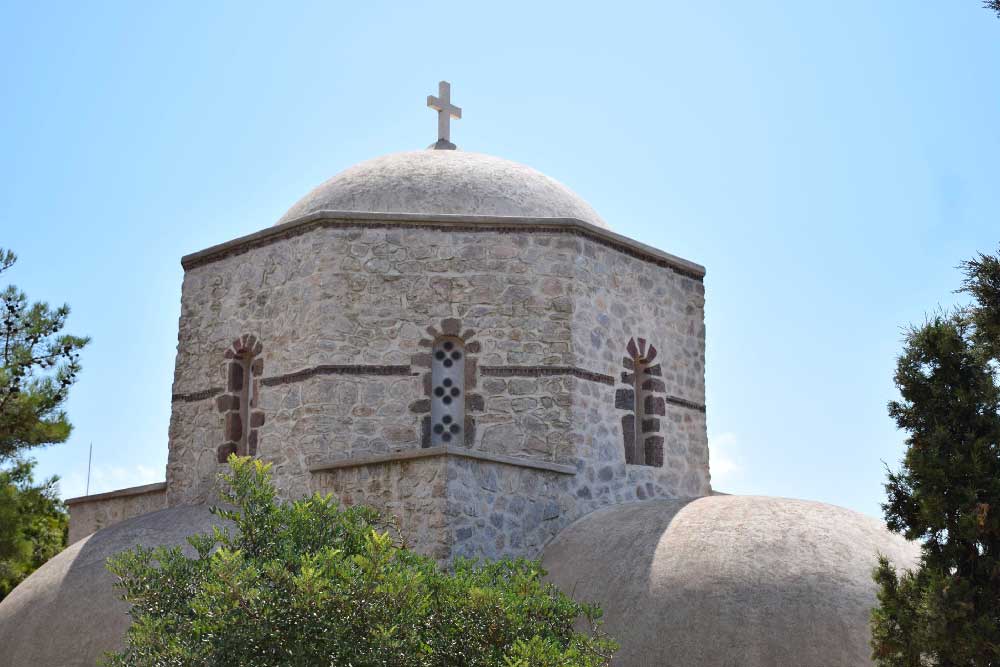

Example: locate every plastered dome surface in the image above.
[0,504,227,667]
[277,150,608,228]
[541,495,920,667]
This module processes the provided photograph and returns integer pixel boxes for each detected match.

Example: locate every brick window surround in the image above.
[217,334,265,462]
[615,337,665,467]
[409,318,485,448]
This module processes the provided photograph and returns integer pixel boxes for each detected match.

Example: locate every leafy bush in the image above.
[104,456,617,666]
[0,457,67,600]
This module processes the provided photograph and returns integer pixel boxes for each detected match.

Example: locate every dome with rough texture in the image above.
[277,150,608,229]
[0,505,227,667]
[541,495,919,667]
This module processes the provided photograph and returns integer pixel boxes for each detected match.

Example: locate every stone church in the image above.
[0,83,918,666]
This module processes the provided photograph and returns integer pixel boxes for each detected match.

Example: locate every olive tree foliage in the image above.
[871,250,1000,666]
[104,457,618,667]
[0,248,89,460]
[987,1,1000,18]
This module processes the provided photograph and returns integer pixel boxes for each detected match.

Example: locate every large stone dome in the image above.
[541,495,920,667]
[0,504,227,667]
[277,150,608,228]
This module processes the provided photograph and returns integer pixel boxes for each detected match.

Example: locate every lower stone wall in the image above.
[66,483,168,544]
[310,458,450,560]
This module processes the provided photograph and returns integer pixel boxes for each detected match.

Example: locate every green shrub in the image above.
[104,456,617,666]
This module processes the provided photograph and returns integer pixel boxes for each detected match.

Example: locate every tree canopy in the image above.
[0,457,67,599]
[0,248,89,460]
[104,456,618,667]
[0,248,87,600]
[871,249,1000,665]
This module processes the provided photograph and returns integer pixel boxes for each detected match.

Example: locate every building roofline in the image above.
[180,210,706,280]
[65,481,166,506]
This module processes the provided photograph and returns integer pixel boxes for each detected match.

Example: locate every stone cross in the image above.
[427,81,462,150]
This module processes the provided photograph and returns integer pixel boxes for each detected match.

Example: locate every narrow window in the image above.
[632,354,650,465]
[218,335,264,462]
[238,354,254,452]
[617,337,665,467]
[431,337,465,446]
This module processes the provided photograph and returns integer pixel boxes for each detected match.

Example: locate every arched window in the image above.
[217,335,264,462]
[616,337,665,467]
[431,337,465,446]
[410,318,483,449]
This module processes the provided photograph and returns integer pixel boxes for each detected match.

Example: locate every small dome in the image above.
[0,505,227,667]
[541,495,919,667]
[278,150,608,229]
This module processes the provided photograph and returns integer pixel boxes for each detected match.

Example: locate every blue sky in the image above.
[1,1,997,518]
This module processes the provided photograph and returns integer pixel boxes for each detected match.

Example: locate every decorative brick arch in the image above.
[615,337,665,467]
[216,334,265,462]
[409,318,484,448]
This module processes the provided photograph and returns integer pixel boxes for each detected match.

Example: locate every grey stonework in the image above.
[102,215,708,561]
[65,483,167,545]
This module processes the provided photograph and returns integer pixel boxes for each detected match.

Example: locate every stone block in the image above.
[466,393,485,413]
[215,394,239,412]
[641,378,666,393]
[464,416,476,446]
[227,362,244,392]
[645,436,665,467]
[224,412,242,442]
[645,395,666,416]
[615,388,634,411]
[217,442,237,463]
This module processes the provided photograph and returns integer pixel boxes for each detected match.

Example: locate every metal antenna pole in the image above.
[86,442,92,496]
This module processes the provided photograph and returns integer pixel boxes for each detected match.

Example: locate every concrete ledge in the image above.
[308,446,577,476]
[65,481,167,506]
[180,210,706,280]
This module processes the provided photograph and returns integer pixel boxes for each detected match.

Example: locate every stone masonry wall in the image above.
[167,219,709,560]
[66,484,167,545]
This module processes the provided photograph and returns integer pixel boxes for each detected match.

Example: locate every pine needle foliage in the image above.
[103,456,618,667]
[872,249,1000,665]
[0,249,89,460]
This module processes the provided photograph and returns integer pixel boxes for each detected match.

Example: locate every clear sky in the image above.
[1,1,997,518]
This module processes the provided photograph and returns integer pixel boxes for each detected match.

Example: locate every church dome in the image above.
[277,150,608,229]
[0,504,227,667]
[541,495,920,667]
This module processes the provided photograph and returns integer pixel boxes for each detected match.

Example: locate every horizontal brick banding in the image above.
[665,395,707,413]
[180,211,705,281]
[260,364,414,387]
[171,387,223,403]
[480,365,615,386]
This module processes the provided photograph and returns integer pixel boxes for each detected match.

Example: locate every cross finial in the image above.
[427,81,461,150]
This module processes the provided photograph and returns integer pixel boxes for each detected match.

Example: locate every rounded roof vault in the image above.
[0,505,228,667]
[277,150,608,229]
[541,494,920,667]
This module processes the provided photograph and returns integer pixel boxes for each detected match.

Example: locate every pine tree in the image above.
[872,249,1000,665]
[0,249,89,460]
[0,248,87,600]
